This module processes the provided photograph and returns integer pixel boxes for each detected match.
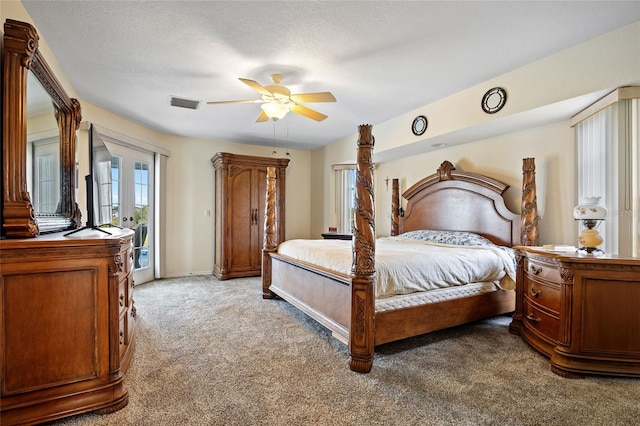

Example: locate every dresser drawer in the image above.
[524,257,560,284]
[119,313,129,357]
[523,300,559,342]
[128,272,135,304]
[524,277,561,312]
[127,307,135,343]
[118,275,129,314]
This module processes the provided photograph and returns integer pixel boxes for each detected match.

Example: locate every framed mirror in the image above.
[2,19,82,237]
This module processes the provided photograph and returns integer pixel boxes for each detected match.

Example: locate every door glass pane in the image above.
[110,156,121,226]
[134,161,150,270]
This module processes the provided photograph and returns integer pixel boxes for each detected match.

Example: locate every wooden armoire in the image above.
[212,153,289,280]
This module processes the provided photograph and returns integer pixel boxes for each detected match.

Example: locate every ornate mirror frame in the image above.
[2,19,82,237]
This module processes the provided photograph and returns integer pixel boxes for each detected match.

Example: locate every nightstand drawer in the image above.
[523,300,559,342]
[118,275,128,314]
[524,277,561,312]
[524,257,560,284]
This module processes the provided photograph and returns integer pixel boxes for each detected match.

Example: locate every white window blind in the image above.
[333,165,357,234]
[576,105,615,253]
[576,97,640,255]
[37,155,55,213]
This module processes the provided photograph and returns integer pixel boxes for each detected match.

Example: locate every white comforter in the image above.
[276,236,516,299]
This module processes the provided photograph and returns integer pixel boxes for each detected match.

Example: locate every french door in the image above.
[107,143,155,284]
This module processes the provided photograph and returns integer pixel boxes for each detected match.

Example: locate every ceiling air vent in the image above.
[169,96,201,110]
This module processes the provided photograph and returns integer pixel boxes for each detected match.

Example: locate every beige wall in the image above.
[4,1,639,274]
[311,21,640,247]
[75,103,312,278]
[3,1,311,278]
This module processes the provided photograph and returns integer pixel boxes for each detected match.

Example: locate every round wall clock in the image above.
[412,115,428,136]
[481,87,507,114]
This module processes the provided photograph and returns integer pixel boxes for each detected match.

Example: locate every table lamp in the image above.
[573,196,607,254]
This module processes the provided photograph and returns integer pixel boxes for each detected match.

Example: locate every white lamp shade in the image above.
[573,196,607,220]
[261,102,290,120]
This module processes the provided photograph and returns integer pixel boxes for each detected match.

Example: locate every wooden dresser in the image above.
[509,246,640,378]
[0,229,136,425]
[212,153,289,280]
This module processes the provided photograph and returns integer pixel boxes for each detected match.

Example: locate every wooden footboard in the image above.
[268,254,351,344]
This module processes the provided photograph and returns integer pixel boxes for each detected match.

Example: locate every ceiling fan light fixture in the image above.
[207,74,335,122]
[261,102,291,120]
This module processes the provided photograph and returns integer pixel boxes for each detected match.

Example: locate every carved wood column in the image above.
[55,98,82,226]
[508,252,526,335]
[556,266,575,347]
[550,264,578,378]
[520,157,539,246]
[262,167,278,299]
[3,20,39,237]
[391,178,399,236]
[349,124,375,373]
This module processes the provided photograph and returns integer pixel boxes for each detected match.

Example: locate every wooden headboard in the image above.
[391,160,537,247]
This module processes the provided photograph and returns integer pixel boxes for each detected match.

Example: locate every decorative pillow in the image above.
[398,230,495,247]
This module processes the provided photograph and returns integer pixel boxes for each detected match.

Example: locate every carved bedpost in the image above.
[262,167,278,299]
[520,158,539,246]
[349,124,375,373]
[391,178,400,236]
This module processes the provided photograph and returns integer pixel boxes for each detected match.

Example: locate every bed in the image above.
[261,124,539,373]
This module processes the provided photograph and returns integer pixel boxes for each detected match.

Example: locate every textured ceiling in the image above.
[21,1,640,151]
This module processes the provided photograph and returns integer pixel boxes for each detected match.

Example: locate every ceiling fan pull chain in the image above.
[272,120,277,156]
[286,119,290,157]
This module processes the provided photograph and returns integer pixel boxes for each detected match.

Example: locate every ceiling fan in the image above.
[207,74,336,122]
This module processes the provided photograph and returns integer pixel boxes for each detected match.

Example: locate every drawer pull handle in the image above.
[526,314,541,323]
[119,294,125,306]
[530,288,541,298]
[530,265,542,275]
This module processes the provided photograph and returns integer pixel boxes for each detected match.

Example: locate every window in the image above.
[333,165,357,234]
[575,90,640,256]
[36,155,55,213]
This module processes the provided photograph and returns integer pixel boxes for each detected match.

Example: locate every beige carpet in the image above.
[47,275,640,426]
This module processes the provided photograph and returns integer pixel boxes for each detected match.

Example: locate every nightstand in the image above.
[509,246,640,378]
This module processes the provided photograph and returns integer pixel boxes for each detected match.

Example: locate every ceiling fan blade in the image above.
[289,92,336,103]
[256,110,270,122]
[206,99,261,104]
[239,78,273,96]
[290,104,328,121]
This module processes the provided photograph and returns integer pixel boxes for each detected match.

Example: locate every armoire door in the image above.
[253,166,270,270]
[228,164,256,274]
